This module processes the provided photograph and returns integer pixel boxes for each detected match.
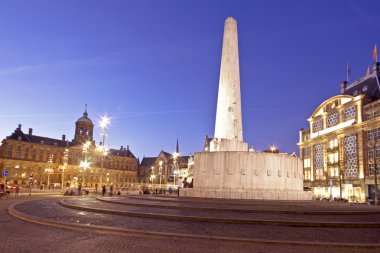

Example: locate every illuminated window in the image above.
[344,135,358,177]
[313,143,324,180]
[304,170,311,180]
[369,164,380,176]
[303,158,311,168]
[329,139,338,149]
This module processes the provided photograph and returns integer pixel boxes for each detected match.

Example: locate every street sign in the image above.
[1,170,9,176]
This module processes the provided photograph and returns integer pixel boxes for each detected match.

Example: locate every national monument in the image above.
[181,17,311,200]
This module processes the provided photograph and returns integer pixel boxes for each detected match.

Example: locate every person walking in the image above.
[102,185,106,196]
[78,183,82,195]
[177,177,183,197]
[15,184,19,197]
[110,184,114,196]
[95,183,98,193]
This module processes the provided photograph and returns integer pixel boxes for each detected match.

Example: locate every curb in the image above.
[97,197,380,215]
[7,200,380,249]
[60,199,380,228]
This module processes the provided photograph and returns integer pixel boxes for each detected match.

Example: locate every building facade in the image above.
[299,62,380,202]
[0,109,139,189]
[139,140,192,186]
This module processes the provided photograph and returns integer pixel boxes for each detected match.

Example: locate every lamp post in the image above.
[150,173,155,189]
[173,151,179,187]
[45,154,54,189]
[61,147,69,189]
[159,160,163,189]
[80,141,91,185]
[373,130,379,205]
[98,115,110,188]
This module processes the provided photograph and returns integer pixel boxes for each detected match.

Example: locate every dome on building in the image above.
[76,110,93,124]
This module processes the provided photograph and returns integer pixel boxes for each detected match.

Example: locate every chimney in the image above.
[62,134,66,141]
[120,145,123,151]
[18,124,22,130]
[28,128,33,135]
[340,81,347,93]
[127,145,129,150]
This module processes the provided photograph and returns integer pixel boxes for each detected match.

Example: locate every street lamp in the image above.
[45,154,54,189]
[60,147,69,189]
[80,141,91,185]
[159,160,163,189]
[173,151,179,187]
[98,115,111,187]
[150,174,156,188]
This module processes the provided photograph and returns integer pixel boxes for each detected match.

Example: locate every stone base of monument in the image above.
[181,151,312,201]
[181,188,311,200]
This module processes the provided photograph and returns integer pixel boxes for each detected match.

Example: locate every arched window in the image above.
[24,147,29,160]
[16,146,21,159]
[79,128,83,135]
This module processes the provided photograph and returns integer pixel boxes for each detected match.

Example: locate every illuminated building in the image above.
[0,108,138,189]
[299,62,380,202]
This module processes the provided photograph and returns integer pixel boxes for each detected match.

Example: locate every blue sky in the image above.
[0,0,379,158]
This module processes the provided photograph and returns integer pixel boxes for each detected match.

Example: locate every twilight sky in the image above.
[0,0,379,159]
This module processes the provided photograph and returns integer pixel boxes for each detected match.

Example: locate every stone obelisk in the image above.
[212,17,247,152]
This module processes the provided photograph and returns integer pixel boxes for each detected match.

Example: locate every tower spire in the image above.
[84,104,88,117]
[176,137,179,154]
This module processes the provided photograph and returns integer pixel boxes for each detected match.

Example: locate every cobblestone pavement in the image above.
[2,195,380,253]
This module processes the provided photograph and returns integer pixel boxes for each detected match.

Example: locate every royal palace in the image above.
[0,108,139,190]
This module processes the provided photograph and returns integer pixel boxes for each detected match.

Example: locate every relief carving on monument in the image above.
[278,170,282,177]
[241,159,247,175]
[254,168,260,176]
[267,169,272,176]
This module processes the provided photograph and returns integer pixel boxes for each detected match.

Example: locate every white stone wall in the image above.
[181,151,311,200]
[193,151,304,191]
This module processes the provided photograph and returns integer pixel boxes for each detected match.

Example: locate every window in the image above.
[24,147,29,160]
[328,152,339,164]
[327,113,339,128]
[330,167,339,177]
[304,170,311,180]
[343,106,356,121]
[329,139,338,149]
[313,120,323,133]
[16,146,21,159]
[369,164,380,176]
[344,135,358,177]
[368,130,374,142]
[39,149,44,162]
[7,145,13,158]
[31,149,36,161]
[46,151,50,162]
[302,147,311,158]
[303,158,310,168]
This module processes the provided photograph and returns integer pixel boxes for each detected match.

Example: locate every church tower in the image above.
[74,105,94,145]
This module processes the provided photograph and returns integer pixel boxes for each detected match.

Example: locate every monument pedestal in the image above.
[182,151,311,200]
